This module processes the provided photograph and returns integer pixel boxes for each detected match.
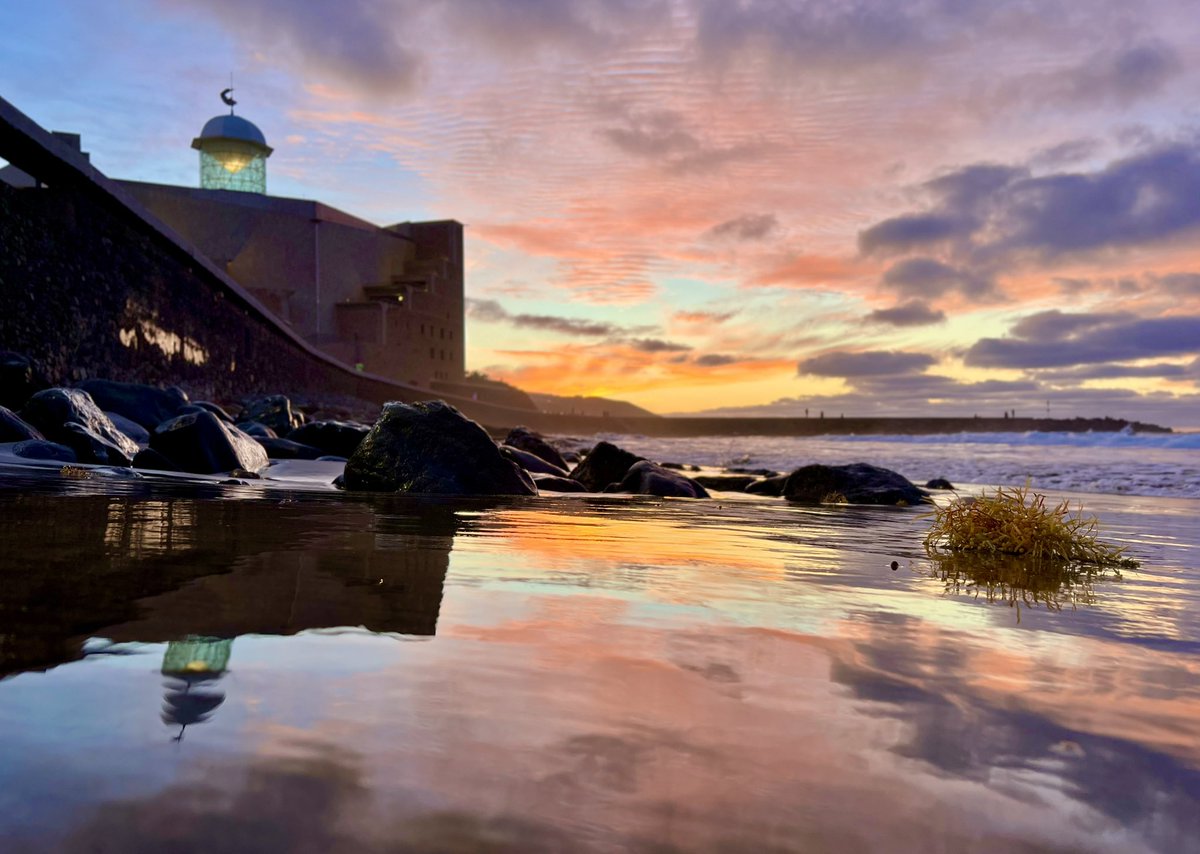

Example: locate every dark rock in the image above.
[60,422,134,466]
[229,468,262,479]
[20,388,140,460]
[532,474,588,492]
[332,473,346,490]
[499,443,570,477]
[728,467,780,478]
[240,395,303,436]
[744,474,789,496]
[562,451,581,464]
[504,426,569,470]
[256,437,325,460]
[132,448,182,472]
[288,420,371,457]
[0,351,48,410]
[151,410,269,474]
[614,460,710,498]
[694,474,758,492]
[192,401,235,423]
[237,421,278,439]
[344,400,536,495]
[568,441,644,491]
[783,463,929,506]
[9,439,77,463]
[0,405,43,442]
[104,411,150,447]
[926,477,955,490]
[77,379,188,430]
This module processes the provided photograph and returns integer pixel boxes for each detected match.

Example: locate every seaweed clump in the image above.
[923,483,1138,568]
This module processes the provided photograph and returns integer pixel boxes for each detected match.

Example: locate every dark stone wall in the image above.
[0,181,519,423]
[1,182,357,398]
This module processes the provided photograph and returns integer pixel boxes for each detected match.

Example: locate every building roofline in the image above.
[115,179,418,237]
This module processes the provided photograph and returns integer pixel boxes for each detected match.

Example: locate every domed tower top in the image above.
[191,87,272,194]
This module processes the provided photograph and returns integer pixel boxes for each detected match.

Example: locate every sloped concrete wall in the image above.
[0,95,532,426]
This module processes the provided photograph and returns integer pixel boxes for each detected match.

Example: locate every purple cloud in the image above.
[866,301,946,327]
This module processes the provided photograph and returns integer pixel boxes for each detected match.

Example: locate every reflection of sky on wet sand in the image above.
[1,477,1199,852]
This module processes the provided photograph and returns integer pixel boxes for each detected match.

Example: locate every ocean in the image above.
[1,431,1198,852]
[585,428,1200,499]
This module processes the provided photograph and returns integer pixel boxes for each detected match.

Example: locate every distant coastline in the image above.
[537,414,1172,438]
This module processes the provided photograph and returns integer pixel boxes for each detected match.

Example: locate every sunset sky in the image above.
[4,1,1200,424]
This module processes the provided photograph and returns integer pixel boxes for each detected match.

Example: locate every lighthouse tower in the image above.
[190,87,272,194]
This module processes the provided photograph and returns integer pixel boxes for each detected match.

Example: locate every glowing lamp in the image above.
[191,113,272,193]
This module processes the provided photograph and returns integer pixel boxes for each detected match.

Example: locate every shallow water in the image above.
[1,465,1199,853]
[582,430,1200,499]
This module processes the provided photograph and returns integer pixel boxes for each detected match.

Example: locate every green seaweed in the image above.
[923,483,1138,568]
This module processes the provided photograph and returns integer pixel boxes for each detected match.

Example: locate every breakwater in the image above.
[564,415,1170,437]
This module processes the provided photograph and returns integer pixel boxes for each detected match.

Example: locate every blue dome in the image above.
[192,114,271,151]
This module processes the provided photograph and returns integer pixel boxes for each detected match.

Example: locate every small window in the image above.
[440,328,445,340]
[429,347,435,359]
[420,324,425,335]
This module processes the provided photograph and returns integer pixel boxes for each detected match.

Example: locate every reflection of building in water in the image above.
[1,493,461,679]
[104,499,198,556]
[161,637,231,742]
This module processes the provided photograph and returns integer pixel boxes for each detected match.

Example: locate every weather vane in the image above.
[220,73,237,114]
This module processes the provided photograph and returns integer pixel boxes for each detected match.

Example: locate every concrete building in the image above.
[4,96,465,389]
[121,180,465,387]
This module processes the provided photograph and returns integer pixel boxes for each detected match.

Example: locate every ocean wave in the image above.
[832,428,1200,450]
[578,431,1200,500]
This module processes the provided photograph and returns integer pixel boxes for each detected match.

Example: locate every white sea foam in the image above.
[571,430,1200,499]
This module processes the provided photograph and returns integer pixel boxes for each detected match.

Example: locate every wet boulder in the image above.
[926,477,955,490]
[287,420,370,458]
[0,405,43,442]
[694,474,758,492]
[344,400,536,495]
[191,401,235,423]
[60,422,134,466]
[151,410,269,474]
[132,448,182,472]
[105,412,150,447]
[240,395,304,436]
[499,443,569,477]
[728,467,780,478]
[504,426,569,470]
[77,379,188,430]
[783,463,929,506]
[237,421,278,439]
[532,473,588,493]
[0,351,48,411]
[8,439,77,463]
[744,474,789,497]
[256,437,325,460]
[614,460,710,498]
[568,441,644,491]
[20,388,140,460]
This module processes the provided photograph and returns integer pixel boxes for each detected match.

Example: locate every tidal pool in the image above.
[0,469,1197,852]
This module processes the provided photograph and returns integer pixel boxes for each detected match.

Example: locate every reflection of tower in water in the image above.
[161,637,231,742]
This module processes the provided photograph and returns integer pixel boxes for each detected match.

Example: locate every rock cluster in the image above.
[0,352,930,505]
[0,353,376,476]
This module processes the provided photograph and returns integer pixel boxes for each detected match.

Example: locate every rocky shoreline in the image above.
[0,351,941,506]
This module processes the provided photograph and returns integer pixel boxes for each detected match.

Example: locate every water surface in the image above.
[1,467,1198,852]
